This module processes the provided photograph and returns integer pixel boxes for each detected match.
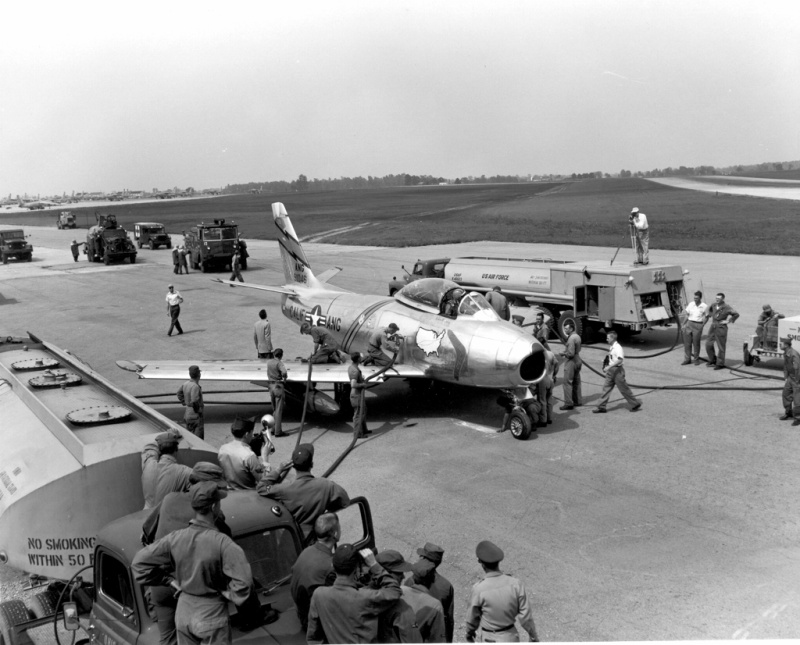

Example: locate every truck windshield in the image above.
[220,227,237,240]
[412,263,424,275]
[203,229,222,241]
[237,527,299,590]
[3,231,24,240]
[146,227,164,234]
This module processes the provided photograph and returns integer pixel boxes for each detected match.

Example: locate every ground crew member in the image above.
[153,432,193,506]
[348,351,370,437]
[256,443,350,542]
[70,240,84,262]
[141,434,171,510]
[218,419,266,489]
[538,340,559,425]
[560,320,582,410]
[705,292,739,370]
[780,337,800,427]
[629,207,649,265]
[132,481,253,645]
[291,513,340,632]
[306,544,401,644]
[375,550,422,643]
[229,250,244,284]
[756,304,784,346]
[254,309,273,359]
[237,238,249,269]
[171,246,179,274]
[592,330,642,413]
[465,540,539,643]
[300,322,343,363]
[402,558,447,643]
[681,290,708,365]
[496,389,518,432]
[407,542,455,642]
[166,284,184,336]
[485,286,510,321]
[531,312,549,344]
[266,348,287,436]
[365,322,401,366]
[177,365,204,438]
[177,246,190,274]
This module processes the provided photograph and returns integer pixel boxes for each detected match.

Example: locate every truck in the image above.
[0,333,376,645]
[390,255,688,341]
[85,214,137,264]
[184,219,243,273]
[0,229,33,264]
[56,212,76,229]
[133,222,172,250]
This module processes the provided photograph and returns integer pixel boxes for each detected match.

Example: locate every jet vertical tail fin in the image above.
[272,202,324,288]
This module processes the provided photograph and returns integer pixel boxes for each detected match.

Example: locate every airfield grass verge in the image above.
[3,178,798,254]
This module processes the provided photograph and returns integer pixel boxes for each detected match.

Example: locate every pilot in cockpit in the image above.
[441,288,465,318]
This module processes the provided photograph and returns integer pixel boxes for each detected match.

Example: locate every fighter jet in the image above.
[119,203,545,413]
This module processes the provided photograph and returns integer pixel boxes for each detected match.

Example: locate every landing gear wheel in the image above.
[557,310,584,342]
[743,342,753,366]
[508,409,532,440]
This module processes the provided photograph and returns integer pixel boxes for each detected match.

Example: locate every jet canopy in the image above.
[395,278,499,320]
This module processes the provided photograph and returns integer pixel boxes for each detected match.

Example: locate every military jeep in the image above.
[0,229,33,264]
[134,222,172,250]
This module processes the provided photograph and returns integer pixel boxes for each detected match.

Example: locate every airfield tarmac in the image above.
[2,224,800,641]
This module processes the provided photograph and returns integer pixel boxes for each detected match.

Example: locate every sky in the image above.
[1,0,799,196]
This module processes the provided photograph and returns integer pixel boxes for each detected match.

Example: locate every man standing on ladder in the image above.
[629,207,649,265]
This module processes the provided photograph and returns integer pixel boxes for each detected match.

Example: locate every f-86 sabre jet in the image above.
[118,203,545,414]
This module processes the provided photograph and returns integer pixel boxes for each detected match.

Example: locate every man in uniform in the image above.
[153,431,193,506]
[756,304,784,346]
[237,238,249,269]
[177,365,204,438]
[531,312,549,344]
[306,544,401,644]
[407,542,455,642]
[300,322,343,364]
[141,432,177,510]
[538,340,559,425]
[166,284,184,336]
[218,419,267,489]
[256,443,350,542]
[629,207,649,265]
[365,322,401,366]
[132,481,253,645]
[291,513,340,633]
[705,292,739,370]
[171,246,180,274]
[592,330,642,413]
[559,320,582,410]
[485,286,510,321]
[465,540,539,643]
[177,246,190,274]
[254,309,273,359]
[780,337,800,427]
[402,559,447,643]
[70,239,84,262]
[681,290,708,365]
[266,348,287,436]
[348,351,370,437]
[374,550,421,643]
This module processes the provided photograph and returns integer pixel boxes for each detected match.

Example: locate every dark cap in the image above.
[332,543,360,573]
[412,558,436,580]
[155,431,180,449]
[190,480,227,510]
[376,550,413,573]
[780,337,792,345]
[476,540,504,564]
[190,462,226,485]
[300,322,311,332]
[386,323,399,332]
[763,304,772,311]
[189,365,201,378]
[292,443,314,469]
[416,542,444,565]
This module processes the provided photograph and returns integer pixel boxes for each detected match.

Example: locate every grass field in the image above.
[3,178,799,254]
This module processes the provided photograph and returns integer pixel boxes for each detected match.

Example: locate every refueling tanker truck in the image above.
[390,256,688,341]
[0,333,375,645]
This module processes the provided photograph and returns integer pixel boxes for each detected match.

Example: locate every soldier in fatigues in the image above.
[559,321,582,410]
[177,365,204,438]
[780,337,800,427]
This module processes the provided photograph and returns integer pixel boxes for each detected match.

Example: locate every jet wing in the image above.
[117,360,428,383]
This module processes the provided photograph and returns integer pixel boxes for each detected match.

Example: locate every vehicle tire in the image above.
[57,222,62,230]
[167,242,172,249]
[130,255,136,264]
[29,589,60,619]
[0,599,34,645]
[2,255,7,265]
[149,241,155,250]
[25,254,32,262]
[557,310,584,342]
[508,409,532,440]
[201,262,208,273]
[103,255,109,265]
[743,342,753,367]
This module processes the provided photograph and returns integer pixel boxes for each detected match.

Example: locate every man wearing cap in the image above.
[756,304,784,347]
[218,418,267,489]
[485,286,510,321]
[256,443,350,541]
[364,323,402,366]
[681,290,708,365]
[704,292,739,370]
[559,320,582,410]
[628,207,649,265]
[254,309,273,359]
[141,464,231,645]
[300,322,343,364]
[266,349,287,436]
[407,542,455,642]
[291,513,340,632]
[307,544,401,644]
[132,482,253,645]
[780,337,800,426]
[375,550,423,643]
[70,239,84,262]
[465,540,539,643]
[177,365,204,438]
[166,284,184,336]
[153,431,193,506]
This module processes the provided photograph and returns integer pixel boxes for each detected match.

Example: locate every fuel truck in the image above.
[85,214,137,265]
[390,255,688,341]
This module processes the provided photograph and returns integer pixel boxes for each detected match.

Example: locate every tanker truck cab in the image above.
[89,492,375,645]
[389,258,450,295]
